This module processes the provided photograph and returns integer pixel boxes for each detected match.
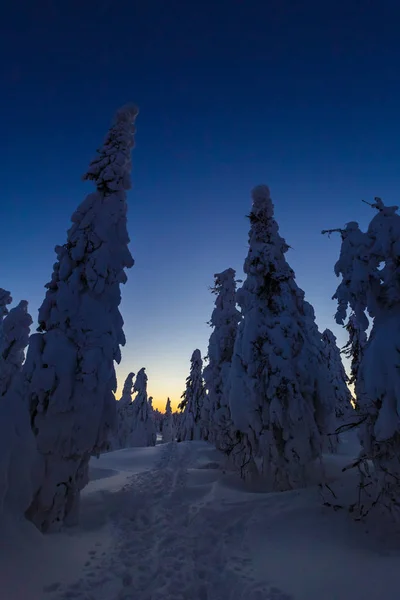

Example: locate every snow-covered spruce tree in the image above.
[203,269,241,450]
[109,372,135,450]
[342,312,368,388]
[177,349,207,441]
[0,296,38,518]
[228,185,336,489]
[321,329,353,421]
[147,396,157,446]
[121,372,135,405]
[330,197,400,514]
[162,397,175,443]
[24,105,138,532]
[129,368,156,447]
[0,301,33,398]
[0,289,12,352]
[153,407,163,433]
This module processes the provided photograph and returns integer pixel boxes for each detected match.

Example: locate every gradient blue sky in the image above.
[2,0,400,409]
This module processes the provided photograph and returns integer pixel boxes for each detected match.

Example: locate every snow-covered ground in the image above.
[1,435,399,600]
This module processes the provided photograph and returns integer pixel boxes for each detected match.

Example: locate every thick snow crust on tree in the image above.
[162,398,175,443]
[321,329,354,421]
[129,368,156,447]
[228,185,336,489]
[0,300,33,398]
[23,105,138,532]
[177,350,207,442]
[203,269,241,451]
[332,197,400,512]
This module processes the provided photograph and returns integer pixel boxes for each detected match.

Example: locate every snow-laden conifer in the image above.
[0,296,37,518]
[0,300,33,398]
[342,313,368,387]
[153,408,163,433]
[177,350,206,441]
[24,104,138,532]
[0,289,12,353]
[109,372,134,450]
[228,185,336,489]
[147,396,157,446]
[129,368,156,447]
[121,372,135,405]
[330,197,400,513]
[162,398,175,443]
[321,329,353,421]
[203,269,241,450]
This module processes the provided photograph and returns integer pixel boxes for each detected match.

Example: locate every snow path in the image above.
[55,441,290,600]
[3,436,400,600]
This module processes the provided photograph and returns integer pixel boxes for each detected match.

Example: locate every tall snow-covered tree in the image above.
[203,269,241,450]
[147,396,157,446]
[342,313,368,387]
[109,372,135,451]
[130,368,156,447]
[321,329,353,421]
[0,293,38,519]
[153,407,163,433]
[24,104,138,532]
[228,185,336,489]
[330,197,400,512]
[0,289,12,354]
[0,300,33,398]
[177,349,207,441]
[121,372,135,404]
[162,397,175,443]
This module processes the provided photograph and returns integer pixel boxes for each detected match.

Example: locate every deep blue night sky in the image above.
[2,0,400,408]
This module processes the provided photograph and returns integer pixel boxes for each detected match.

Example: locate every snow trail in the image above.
[56,442,290,600]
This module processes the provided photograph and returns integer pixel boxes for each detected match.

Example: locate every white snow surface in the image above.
[1,434,400,600]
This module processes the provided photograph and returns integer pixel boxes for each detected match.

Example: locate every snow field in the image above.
[2,434,399,600]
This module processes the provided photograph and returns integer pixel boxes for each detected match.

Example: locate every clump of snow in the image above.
[203,268,241,453]
[0,300,33,398]
[162,398,175,443]
[330,196,400,514]
[321,329,354,421]
[129,368,156,447]
[177,349,207,441]
[23,105,138,532]
[228,185,336,489]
